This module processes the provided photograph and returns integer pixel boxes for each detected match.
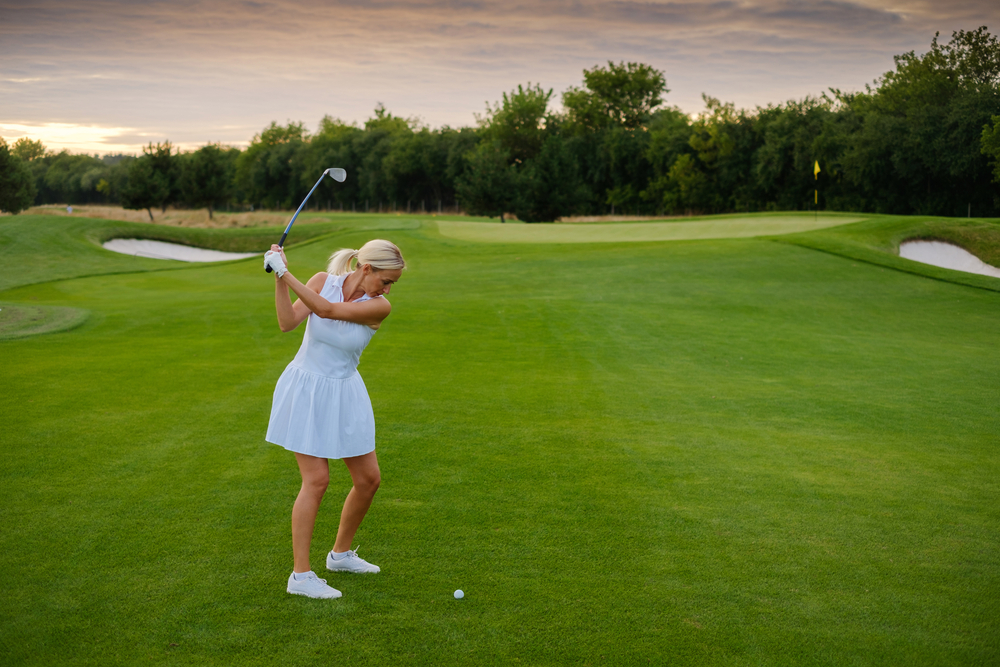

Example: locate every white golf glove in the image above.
[264,250,287,277]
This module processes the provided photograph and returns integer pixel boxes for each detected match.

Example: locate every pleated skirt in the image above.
[266,365,376,459]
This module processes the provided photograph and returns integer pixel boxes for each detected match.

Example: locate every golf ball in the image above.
[454,589,464,599]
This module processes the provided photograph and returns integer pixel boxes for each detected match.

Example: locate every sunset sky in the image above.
[1,0,996,154]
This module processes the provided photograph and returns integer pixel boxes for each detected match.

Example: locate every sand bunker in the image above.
[899,240,1000,278]
[103,239,259,262]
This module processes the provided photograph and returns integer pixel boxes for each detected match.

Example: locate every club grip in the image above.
[265,239,286,273]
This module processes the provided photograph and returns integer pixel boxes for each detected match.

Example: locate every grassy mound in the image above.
[0,213,423,292]
[777,216,1000,292]
[1,212,997,665]
[0,302,89,340]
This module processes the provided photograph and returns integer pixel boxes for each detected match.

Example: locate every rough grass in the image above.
[21,205,477,229]
[0,213,998,666]
[23,204,296,228]
[22,204,353,229]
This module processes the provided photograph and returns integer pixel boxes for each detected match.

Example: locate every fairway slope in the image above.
[779,215,1000,293]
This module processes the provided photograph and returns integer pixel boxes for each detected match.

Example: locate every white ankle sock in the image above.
[292,570,314,580]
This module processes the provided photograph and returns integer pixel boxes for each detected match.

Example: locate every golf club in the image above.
[266,167,347,272]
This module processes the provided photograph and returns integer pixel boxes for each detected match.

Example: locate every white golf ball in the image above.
[454,589,464,599]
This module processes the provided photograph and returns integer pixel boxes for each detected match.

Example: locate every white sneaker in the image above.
[326,548,381,573]
[287,571,342,599]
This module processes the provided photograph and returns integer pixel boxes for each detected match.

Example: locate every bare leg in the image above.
[333,451,381,553]
[292,453,330,573]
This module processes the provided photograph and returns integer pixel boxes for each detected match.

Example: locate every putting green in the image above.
[436,215,864,243]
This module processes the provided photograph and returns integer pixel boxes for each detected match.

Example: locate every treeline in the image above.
[2,27,999,220]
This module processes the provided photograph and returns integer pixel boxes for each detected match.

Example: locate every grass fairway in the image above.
[1,213,998,666]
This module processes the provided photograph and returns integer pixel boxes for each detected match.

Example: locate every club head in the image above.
[326,168,347,182]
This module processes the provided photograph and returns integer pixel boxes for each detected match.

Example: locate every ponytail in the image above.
[327,248,358,275]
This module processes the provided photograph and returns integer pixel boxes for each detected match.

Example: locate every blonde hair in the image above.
[327,239,406,276]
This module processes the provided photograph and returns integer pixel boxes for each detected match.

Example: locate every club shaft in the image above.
[279,171,329,248]
[266,168,340,273]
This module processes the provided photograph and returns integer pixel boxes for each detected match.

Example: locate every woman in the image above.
[263,239,405,600]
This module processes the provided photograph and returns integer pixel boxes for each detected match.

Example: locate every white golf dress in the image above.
[266,272,381,459]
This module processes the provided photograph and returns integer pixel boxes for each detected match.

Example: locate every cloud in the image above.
[0,122,160,154]
[1,0,997,153]
[611,0,907,32]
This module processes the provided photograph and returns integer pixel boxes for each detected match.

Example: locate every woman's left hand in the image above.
[265,247,288,277]
[266,244,289,276]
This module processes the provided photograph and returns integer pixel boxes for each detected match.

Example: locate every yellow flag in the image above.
[814,161,821,179]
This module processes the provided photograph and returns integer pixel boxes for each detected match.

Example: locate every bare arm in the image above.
[274,270,327,332]
[278,270,392,329]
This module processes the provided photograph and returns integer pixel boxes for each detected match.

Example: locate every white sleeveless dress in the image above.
[266,272,381,459]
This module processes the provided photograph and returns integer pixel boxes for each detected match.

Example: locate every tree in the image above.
[982,115,1000,182]
[120,155,169,221]
[0,138,37,214]
[477,84,553,164]
[563,62,668,131]
[455,141,518,221]
[750,97,835,211]
[307,116,363,210]
[561,62,670,215]
[178,144,236,218]
[29,151,109,204]
[668,96,738,214]
[114,142,178,217]
[98,156,135,207]
[595,125,653,214]
[142,141,179,212]
[355,105,417,210]
[663,154,710,212]
[464,84,570,220]
[441,127,481,209]
[12,138,46,162]
[382,128,448,211]
[96,178,111,202]
[514,134,588,222]
[640,107,693,212]
[235,122,309,209]
[839,27,1000,215]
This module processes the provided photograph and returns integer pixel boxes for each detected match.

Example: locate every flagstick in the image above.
[813,160,821,223]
